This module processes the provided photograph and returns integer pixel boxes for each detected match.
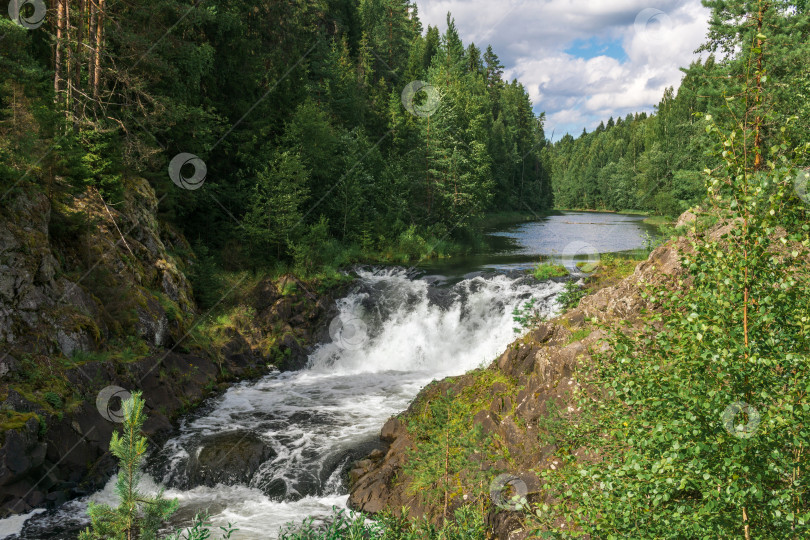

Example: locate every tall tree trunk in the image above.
[74,0,84,120]
[93,0,105,99]
[752,2,767,171]
[65,0,72,122]
[88,0,97,93]
[54,0,65,101]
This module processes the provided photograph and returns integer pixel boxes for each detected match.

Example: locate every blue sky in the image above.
[412,1,711,140]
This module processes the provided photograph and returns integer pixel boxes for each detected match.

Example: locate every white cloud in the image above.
[413,0,711,138]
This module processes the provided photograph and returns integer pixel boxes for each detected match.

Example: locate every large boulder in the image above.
[186,431,276,487]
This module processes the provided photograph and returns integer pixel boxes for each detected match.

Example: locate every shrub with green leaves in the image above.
[525,17,810,538]
[512,298,546,332]
[555,280,586,311]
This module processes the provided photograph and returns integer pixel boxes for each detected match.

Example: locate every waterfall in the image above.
[7,268,564,540]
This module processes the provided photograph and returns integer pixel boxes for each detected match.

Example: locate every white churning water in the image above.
[5,268,564,539]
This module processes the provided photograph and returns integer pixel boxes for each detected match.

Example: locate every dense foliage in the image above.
[527,2,810,537]
[1,0,552,273]
[549,0,810,216]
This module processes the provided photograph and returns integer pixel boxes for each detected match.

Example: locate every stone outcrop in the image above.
[0,181,343,517]
[0,275,336,517]
[0,178,199,360]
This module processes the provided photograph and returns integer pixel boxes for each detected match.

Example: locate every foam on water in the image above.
[3,268,563,539]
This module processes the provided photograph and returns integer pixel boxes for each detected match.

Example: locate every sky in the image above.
[412,0,712,140]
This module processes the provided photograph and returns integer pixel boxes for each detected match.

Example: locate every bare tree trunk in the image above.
[93,0,105,99]
[743,506,751,540]
[54,0,65,101]
[65,0,72,122]
[88,0,97,92]
[74,0,84,120]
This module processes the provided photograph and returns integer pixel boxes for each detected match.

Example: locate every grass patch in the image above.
[0,410,39,434]
[401,370,520,514]
[642,215,673,226]
[70,336,151,366]
[532,262,567,280]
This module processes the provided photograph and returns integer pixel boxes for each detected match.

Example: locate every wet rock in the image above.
[186,431,276,488]
[0,418,46,487]
[260,478,288,499]
[277,333,308,371]
[380,417,404,442]
[0,354,19,378]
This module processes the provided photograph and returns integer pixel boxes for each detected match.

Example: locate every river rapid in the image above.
[1,212,659,539]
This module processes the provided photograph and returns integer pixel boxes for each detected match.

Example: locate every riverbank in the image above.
[346,218,690,536]
[0,179,353,519]
[553,207,673,228]
[0,271,346,519]
[0,193,672,534]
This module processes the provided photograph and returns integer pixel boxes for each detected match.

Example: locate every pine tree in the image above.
[79,392,178,540]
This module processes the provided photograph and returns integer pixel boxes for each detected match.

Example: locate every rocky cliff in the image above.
[348,217,696,538]
[0,181,341,517]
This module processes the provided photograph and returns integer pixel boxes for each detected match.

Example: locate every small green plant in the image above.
[512,298,546,332]
[167,512,238,540]
[43,391,63,410]
[279,506,485,539]
[79,392,178,540]
[555,280,586,311]
[532,263,567,280]
[566,327,592,344]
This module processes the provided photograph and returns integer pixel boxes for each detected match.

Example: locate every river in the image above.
[1,212,660,539]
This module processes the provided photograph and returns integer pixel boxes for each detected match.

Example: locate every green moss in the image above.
[567,327,593,344]
[0,410,38,432]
